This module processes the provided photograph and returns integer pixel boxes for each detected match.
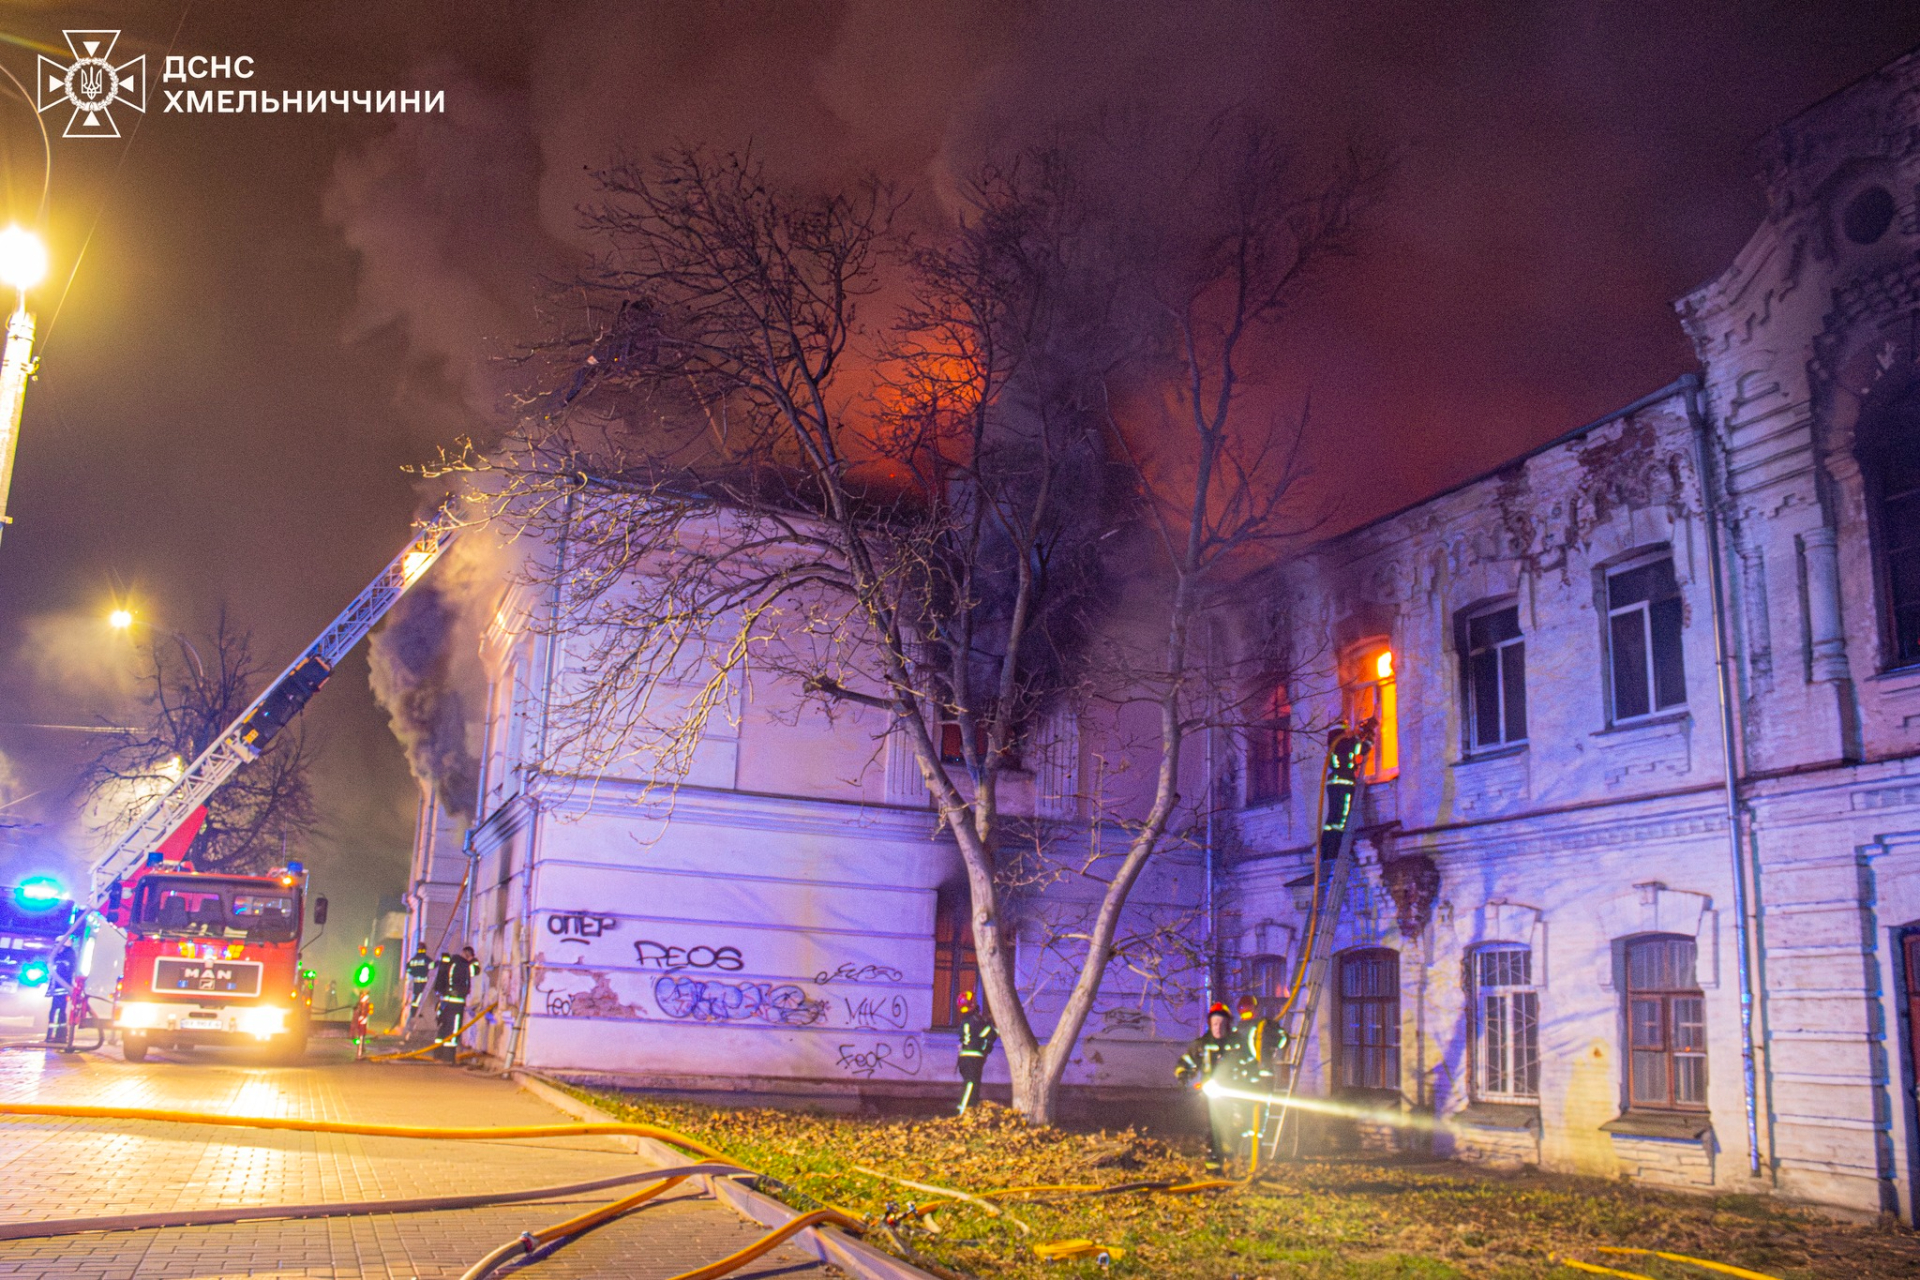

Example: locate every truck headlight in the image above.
[116,1002,165,1030]
[237,1006,288,1039]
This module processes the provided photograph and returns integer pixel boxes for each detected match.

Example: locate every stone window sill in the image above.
[1455,744,1528,767]
[1593,711,1691,739]
[1452,1102,1540,1131]
[1600,1111,1712,1140]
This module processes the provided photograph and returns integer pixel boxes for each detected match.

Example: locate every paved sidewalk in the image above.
[0,1038,836,1279]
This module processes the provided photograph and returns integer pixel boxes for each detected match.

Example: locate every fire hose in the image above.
[365,1001,496,1062]
[0,1101,865,1280]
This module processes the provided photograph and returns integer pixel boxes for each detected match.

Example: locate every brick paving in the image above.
[0,1038,836,1279]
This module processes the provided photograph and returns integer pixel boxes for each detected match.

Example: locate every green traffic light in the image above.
[352,962,375,988]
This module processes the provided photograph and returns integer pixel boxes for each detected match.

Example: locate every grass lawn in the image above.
[566,1086,1920,1280]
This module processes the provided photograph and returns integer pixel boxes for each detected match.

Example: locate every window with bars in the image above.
[930,885,979,1030]
[1624,936,1707,1111]
[1246,680,1291,805]
[1473,946,1539,1100]
[1606,557,1686,723]
[1463,604,1527,750]
[1336,948,1400,1093]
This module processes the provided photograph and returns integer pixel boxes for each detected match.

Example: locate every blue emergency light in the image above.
[17,958,49,987]
[13,877,65,910]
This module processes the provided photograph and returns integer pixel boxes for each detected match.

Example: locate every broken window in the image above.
[1463,604,1527,751]
[931,884,980,1029]
[1606,556,1685,723]
[1245,679,1291,805]
[1861,385,1920,666]
[1342,642,1398,780]
[1624,935,1707,1111]
[1474,945,1539,1101]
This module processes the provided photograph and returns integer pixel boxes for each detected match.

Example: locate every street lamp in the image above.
[0,224,47,550]
[108,608,207,683]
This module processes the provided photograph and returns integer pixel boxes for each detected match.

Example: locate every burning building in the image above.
[399,47,1920,1215]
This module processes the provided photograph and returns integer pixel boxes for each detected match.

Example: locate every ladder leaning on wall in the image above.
[1253,721,1375,1167]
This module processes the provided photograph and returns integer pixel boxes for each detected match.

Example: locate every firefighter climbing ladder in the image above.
[89,509,463,895]
[1255,723,1374,1164]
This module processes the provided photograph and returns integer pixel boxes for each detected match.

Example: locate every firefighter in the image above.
[431,949,473,1062]
[405,946,433,1020]
[1175,1002,1244,1174]
[43,942,77,1048]
[954,989,997,1115]
[1231,994,1289,1164]
[350,989,373,1059]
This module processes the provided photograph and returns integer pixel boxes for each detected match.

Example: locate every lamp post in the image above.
[0,225,48,550]
[108,608,207,684]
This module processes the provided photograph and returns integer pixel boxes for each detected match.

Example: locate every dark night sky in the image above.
[0,1,1916,985]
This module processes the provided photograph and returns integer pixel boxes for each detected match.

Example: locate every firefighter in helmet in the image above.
[1230,993,1289,1163]
[954,989,997,1115]
[1175,1002,1244,1173]
[431,948,476,1062]
[405,945,433,1021]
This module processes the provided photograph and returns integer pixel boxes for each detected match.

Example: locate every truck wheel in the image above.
[122,1033,148,1063]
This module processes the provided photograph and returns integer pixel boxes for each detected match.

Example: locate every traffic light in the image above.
[352,959,376,989]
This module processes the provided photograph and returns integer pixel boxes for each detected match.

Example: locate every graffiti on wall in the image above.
[633,940,746,972]
[842,994,910,1030]
[835,1037,922,1078]
[814,962,905,985]
[653,976,827,1026]
[543,972,646,1020]
[547,913,620,944]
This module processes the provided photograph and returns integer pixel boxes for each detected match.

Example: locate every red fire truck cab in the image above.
[109,862,318,1062]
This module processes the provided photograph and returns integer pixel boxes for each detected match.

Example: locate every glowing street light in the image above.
[0,224,47,551]
[108,608,134,630]
[107,607,207,682]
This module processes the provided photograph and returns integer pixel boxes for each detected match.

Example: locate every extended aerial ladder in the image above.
[89,509,462,896]
[1251,721,1375,1166]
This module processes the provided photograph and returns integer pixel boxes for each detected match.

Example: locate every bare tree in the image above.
[455,121,1379,1123]
[85,613,318,875]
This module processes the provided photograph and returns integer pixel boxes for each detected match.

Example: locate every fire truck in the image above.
[86,509,459,1063]
[104,856,324,1061]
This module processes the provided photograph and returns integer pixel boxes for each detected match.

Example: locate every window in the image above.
[939,718,1021,770]
[1624,936,1707,1111]
[1246,680,1291,805]
[930,884,980,1029]
[1245,953,1291,1019]
[1473,946,1539,1100]
[1342,642,1398,780]
[1336,948,1400,1093]
[1606,557,1685,722]
[1863,387,1920,665]
[1463,605,1527,750]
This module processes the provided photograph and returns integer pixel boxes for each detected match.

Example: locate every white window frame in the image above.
[1463,602,1527,752]
[1605,552,1686,725]
[1473,944,1539,1102]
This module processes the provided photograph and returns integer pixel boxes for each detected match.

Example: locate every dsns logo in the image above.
[36,30,146,138]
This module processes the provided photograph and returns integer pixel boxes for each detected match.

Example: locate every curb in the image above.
[512,1070,937,1280]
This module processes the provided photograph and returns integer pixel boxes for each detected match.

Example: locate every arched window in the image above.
[1624,935,1706,1111]
[1336,947,1399,1093]
[1342,642,1398,780]
[1861,384,1920,667]
[1244,952,1291,1018]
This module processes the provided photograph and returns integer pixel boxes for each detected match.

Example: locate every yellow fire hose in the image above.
[365,1002,497,1062]
[1553,1249,1785,1280]
[0,1101,857,1280]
